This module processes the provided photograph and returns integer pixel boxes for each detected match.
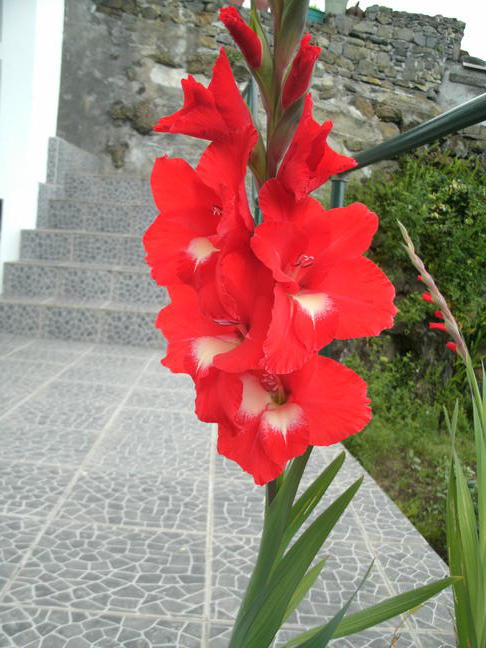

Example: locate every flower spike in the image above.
[429,322,447,332]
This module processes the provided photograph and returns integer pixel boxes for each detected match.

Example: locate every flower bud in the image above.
[220,7,263,69]
[434,310,444,320]
[422,292,434,304]
[446,341,458,353]
[282,34,320,109]
[429,322,447,332]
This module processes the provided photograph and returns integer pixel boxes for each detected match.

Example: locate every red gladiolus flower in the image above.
[220,7,262,69]
[276,94,357,200]
[446,341,458,353]
[422,292,434,303]
[200,355,371,485]
[252,199,396,373]
[143,154,254,307]
[153,48,256,146]
[282,34,321,109]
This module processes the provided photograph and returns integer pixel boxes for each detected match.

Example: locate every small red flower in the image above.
[202,355,371,485]
[422,292,434,303]
[220,7,262,69]
[446,341,458,353]
[434,310,445,320]
[282,34,321,109]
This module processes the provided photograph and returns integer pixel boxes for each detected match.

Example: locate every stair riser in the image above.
[64,174,153,203]
[46,200,156,235]
[0,302,164,347]
[20,231,146,266]
[3,264,167,306]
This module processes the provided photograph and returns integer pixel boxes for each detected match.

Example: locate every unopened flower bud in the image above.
[429,322,447,332]
[422,292,434,304]
[220,7,262,69]
[434,310,444,320]
[417,274,423,282]
[282,34,321,109]
[446,341,458,353]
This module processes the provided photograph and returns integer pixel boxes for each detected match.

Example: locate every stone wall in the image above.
[57,0,486,177]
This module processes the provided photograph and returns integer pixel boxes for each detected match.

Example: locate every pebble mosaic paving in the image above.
[0,334,457,646]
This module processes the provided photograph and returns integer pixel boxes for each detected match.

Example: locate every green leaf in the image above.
[228,449,312,648]
[285,562,374,648]
[282,576,459,647]
[282,560,327,624]
[277,452,345,561]
[238,477,363,648]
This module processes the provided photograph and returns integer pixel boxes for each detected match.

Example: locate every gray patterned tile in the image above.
[213,481,264,536]
[208,624,417,647]
[57,470,208,532]
[0,302,43,337]
[210,531,392,627]
[61,354,146,385]
[43,306,100,343]
[47,199,86,230]
[59,268,112,302]
[111,270,166,305]
[20,231,71,262]
[126,387,195,412]
[0,416,98,466]
[71,233,124,266]
[352,480,429,546]
[5,523,206,617]
[0,607,202,647]
[123,236,146,266]
[6,339,91,363]
[100,308,160,347]
[0,517,43,593]
[12,380,127,430]
[375,541,455,636]
[87,409,212,479]
[137,364,194,391]
[3,264,60,299]
[0,335,33,357]
[0,463,74,518]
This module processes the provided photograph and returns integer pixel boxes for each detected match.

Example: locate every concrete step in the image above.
[45,199,156,235]
[0,296,162,347]
[64,174,152,203]
[3,260,166,306]
[20,229,145,267]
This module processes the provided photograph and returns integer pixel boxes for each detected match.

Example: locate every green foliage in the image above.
[342,149,486,559]
[348,148,486,339]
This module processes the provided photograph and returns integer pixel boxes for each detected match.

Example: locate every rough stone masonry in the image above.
[58,0,486,176]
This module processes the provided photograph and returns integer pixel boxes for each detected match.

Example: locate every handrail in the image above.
[330,92,486,207]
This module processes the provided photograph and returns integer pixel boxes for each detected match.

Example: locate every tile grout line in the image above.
[0,344,96,424]
[201,423,217,648]
[0,351,154,605]
[0,338,36,360]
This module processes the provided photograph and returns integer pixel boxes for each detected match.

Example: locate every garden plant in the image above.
[143,0,457,645]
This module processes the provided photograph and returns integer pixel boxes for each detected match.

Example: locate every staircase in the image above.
[0,139,166,347]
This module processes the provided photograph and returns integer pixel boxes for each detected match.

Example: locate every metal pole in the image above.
[330,176,346,208]
[346,92,486,173]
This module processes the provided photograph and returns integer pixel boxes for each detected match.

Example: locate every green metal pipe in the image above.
[330,176,347,208]
[344,92,486,172]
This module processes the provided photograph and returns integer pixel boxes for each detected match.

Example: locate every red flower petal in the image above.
[317,256,397,339]
[277,94,356,199]
[286,355,371,445]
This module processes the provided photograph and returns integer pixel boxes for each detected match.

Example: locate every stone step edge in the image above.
[49,197,155,208]
[64,172,149,181]
[0,295,159,314]
[5,259,151,275]
[23,228,141,240]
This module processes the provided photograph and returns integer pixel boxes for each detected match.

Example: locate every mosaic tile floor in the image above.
[0,334,456,647]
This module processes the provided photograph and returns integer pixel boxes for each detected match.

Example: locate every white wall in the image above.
[0,0,65,287]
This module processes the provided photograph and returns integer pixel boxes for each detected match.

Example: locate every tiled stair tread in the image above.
[23,228,140,239]
[0,295,159,312]
[5,259,150,273]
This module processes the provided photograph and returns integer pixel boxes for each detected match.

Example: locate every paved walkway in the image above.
[0,333,455,647]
